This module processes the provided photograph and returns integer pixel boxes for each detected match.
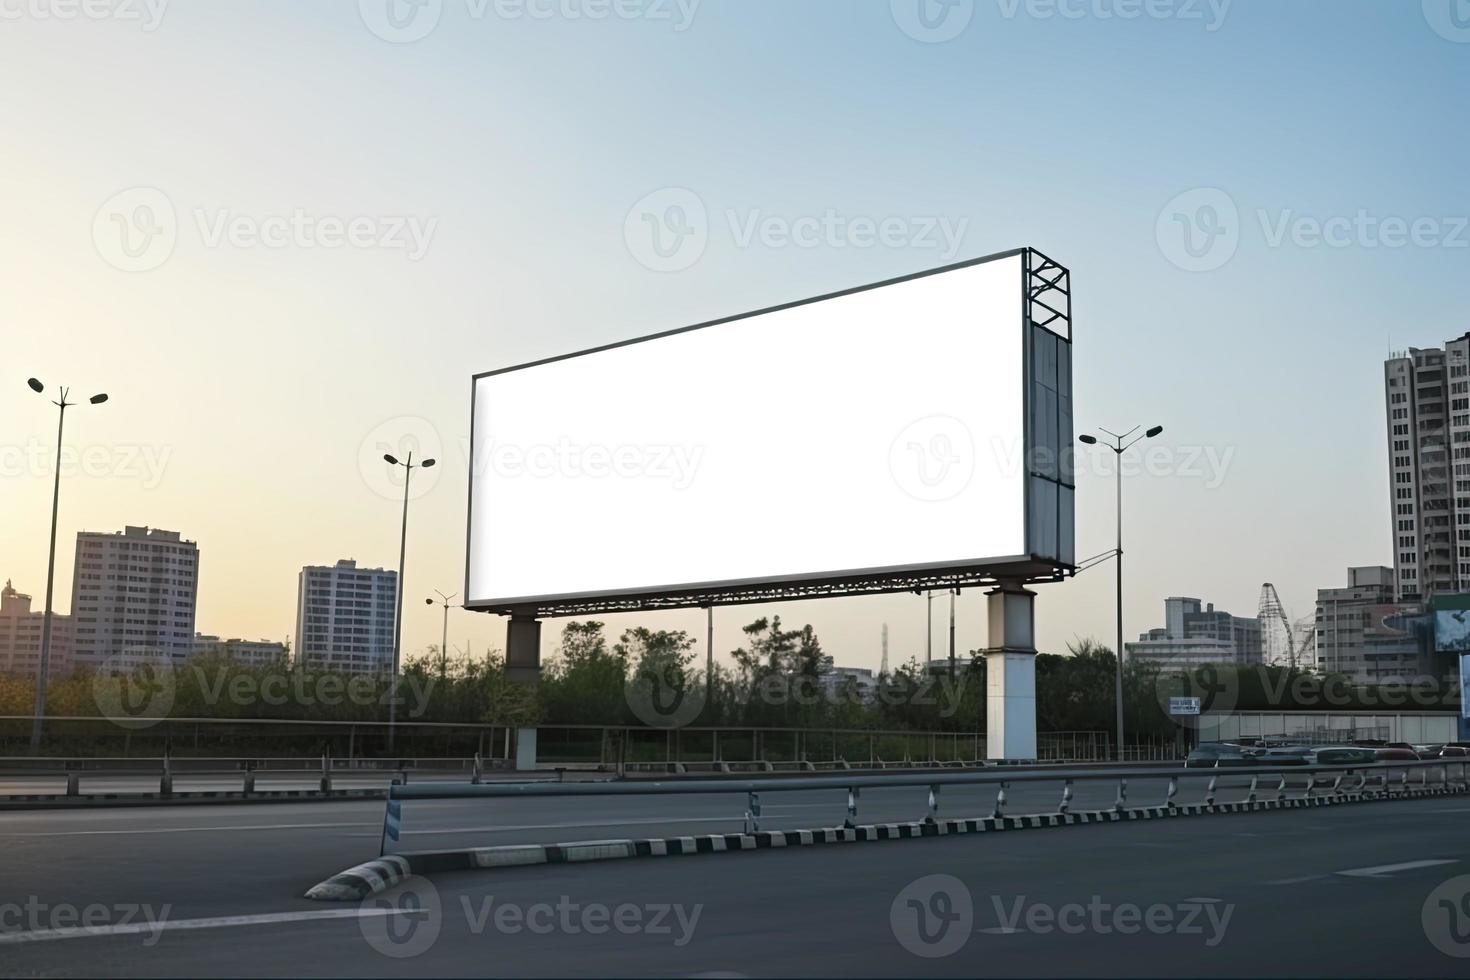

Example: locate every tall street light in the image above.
[27,378,109,753]
[1078,424,1163,762]
[425,590,458,679]
[384,450,434,751]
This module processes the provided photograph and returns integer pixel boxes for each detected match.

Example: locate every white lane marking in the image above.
[0,822,375,838]
[0,908,402,945]
[1266,875,1327,886]
[1426,807,1470,813]
[1336,859,1458,879]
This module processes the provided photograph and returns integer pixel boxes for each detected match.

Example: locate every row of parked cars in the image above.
[1184,739,1470,768]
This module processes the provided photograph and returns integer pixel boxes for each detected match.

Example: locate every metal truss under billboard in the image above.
[465,247,1075,617]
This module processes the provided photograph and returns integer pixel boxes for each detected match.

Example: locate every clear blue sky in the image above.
[2,0,1466,667]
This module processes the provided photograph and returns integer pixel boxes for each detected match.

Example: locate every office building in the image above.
[71,526,199,668]
[0,580,73,677]
[294,559,397,673]
[1126,596,1263,668]
[192,633,288,668]
[1314,566,1427,683]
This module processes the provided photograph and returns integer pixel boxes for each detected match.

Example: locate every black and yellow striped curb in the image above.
[303,784,1467,901]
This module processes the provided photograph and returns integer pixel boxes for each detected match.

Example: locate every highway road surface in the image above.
[0,776,1467,976]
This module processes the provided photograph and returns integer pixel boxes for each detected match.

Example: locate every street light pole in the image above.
[384,450,435,752]
[948,588,958,680]
[27,379,108,753]
[425,590,458,679]
[1078,424,1164,762]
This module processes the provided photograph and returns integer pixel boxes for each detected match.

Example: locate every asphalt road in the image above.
[0,775,1466,976]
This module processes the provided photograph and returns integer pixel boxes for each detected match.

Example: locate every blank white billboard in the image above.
[467,250,1067,611]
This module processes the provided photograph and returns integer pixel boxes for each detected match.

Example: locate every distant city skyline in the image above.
[5,2,1465,673]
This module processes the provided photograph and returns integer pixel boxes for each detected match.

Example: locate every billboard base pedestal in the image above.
[506,612,542,684]
[984,581,1037,761]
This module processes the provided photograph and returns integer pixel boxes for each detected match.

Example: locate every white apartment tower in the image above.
[71,526,200,667]
[293,560,397,673]
[1385,334,1470,601]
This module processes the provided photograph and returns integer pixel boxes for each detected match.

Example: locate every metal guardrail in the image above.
[0,753,495,798]
[379,758,1469,855]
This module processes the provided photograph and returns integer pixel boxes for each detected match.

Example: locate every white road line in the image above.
[0,908,402,945]
[0,822,376,838]
[1266,875,1327,886]
[348,816,744,837]
[1335,859,1458,879]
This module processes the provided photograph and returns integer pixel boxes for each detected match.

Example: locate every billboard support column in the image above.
[505,610,542,684]
[983,581,1038,761]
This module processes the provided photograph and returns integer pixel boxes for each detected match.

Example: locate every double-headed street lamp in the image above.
[27,378,109,752]
[1078,424,1163,762]
[425,590,458,678]
[384,450,434,751]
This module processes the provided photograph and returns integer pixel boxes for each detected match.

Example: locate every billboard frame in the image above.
[464,246,1074,618]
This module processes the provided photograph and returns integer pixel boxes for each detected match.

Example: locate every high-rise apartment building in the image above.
[0,580,73,677]
[1385,335,1470,601]
[71,526,200,667]
[293,560,397,673]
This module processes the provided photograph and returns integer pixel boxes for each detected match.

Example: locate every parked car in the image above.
[1307,746,1378,766]
[1185,743,1253,768]
[1374,747,1422,762]
[1259,745,1312,766]
[1435,745,1469,759]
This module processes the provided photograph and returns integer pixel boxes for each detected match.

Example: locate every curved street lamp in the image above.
[27,378,109,752]
[425,590,459,678]
[1078,424,1164,761]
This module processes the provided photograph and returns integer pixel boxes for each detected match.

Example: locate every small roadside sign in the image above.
[1169,696,1202,716]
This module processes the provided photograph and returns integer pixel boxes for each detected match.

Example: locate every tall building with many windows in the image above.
[70,526,199,667]
[1126,596,1263,668]
[1385,335,1470,601]
[1312,566,1426,683]
[0,580,73,677]
[293,560,397,673]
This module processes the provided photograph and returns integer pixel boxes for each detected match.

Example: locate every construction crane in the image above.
[1257,583,1318,669]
